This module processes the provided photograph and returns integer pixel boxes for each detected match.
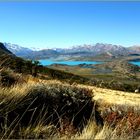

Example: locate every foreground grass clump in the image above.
[74,104,140,140]
[0,82,96,139]
[0,68,25,87]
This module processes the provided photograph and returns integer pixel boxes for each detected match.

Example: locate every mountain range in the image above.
[2,42,140,60]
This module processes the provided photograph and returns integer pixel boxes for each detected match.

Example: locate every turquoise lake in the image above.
[130,61,140,66]
[39,60,103,66]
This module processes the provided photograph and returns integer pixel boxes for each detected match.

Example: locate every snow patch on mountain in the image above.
[3,43,33,56]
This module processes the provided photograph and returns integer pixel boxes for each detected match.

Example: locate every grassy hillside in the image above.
[48,59,140,92]
[0,73,140,139]
[0,44,89,86]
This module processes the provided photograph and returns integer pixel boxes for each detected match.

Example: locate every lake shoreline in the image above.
[39,59,103,66]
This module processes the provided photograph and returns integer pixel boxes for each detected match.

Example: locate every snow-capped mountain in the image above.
[0,42,13,55]
[30,47,42,51]
[128,45,140,54]
[3,43,34,57]
[3,42,134,59]
[54,43,129,56]
[3,43,60,59]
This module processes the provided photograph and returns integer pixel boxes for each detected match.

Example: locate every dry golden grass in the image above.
[75,84,140,139]
[1,75,140,139]
[77,84,140,106]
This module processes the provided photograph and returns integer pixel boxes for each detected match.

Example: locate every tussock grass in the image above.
[0,68,26,87]
[0,78,95,139]
[0,73,140,139]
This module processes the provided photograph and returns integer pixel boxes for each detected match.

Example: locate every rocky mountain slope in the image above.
[4,43,33,57]
[3,42,131,59]
[61,43,129,55]
[128,45,140,54]
[0,43,13,55]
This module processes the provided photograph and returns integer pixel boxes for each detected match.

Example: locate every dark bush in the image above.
[11,85,93,129]
[0,84,103,137]
[0,69,17,87]
[0,68,24,87]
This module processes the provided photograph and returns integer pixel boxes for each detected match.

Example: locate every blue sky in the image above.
[0,1,140,49]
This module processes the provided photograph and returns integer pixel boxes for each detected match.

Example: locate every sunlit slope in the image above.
[77,84,140,106]
[28,77,140,107]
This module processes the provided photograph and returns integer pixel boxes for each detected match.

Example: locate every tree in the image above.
[33,60,40,66]
[32,60,40,77]
[15,58,25,73]
[26,60,33,74]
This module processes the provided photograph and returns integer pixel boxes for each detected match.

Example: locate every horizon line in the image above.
[3,41,140,50]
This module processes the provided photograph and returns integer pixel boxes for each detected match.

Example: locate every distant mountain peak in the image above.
[30,47,41,51]
[4,43,33,57]
[0,42,13,55]
[128,45,140,54]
